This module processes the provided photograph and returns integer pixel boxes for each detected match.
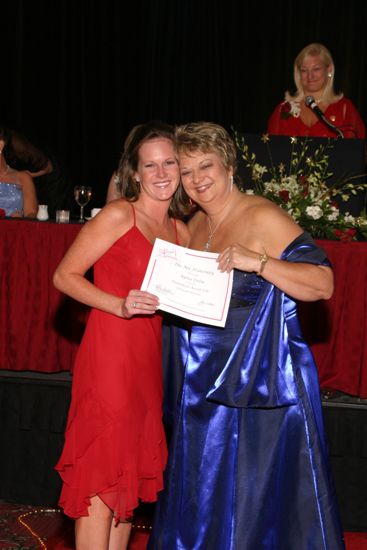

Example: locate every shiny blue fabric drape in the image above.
[150,233,345,550]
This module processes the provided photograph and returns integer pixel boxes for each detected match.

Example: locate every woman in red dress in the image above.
[53,121,189,550]
[268,43,365,138]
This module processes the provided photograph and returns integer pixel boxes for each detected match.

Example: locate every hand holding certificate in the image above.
[141,238,233,327]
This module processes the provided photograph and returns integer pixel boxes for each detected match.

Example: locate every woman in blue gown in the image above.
[0,126,38,217]
[149,122,345,549]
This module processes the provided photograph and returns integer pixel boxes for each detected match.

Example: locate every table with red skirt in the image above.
[0,218,366,398]
[0,218,86,373]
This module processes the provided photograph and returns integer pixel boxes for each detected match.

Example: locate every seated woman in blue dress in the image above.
[149,122,345,549]
[0,126,38,217]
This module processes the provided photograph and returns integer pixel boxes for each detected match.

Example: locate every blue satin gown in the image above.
[149,233,345,550]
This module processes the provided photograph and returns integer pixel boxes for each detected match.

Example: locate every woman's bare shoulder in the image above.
[237,194,303,253]
[99,198,134,219]
[15,169,34,187]
[239,193,293,222]
[85,198,135,235]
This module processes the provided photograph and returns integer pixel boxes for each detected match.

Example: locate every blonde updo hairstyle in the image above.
[286,42,343,105]
[175,122,237,176]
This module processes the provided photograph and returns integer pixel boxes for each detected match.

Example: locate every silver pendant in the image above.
[203,234,213,251]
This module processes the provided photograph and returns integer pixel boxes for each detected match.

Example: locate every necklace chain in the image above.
[203,213,227,251]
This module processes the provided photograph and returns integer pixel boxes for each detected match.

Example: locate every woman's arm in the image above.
[343,98,366,139]
[106,172,122,203]
[218,205,333,302]
[26,159,54,178]
[18,171,38,218]
[53,201,159,318]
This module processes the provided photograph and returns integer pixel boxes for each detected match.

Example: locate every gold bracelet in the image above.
[257,252,269,275]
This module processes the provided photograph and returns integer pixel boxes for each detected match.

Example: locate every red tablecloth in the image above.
[0,218,85,372]
[300,239,367,398]
[0,219,366,397]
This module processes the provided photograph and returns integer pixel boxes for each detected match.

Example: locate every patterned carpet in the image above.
[0,502,367,549]
[0,502,150,549]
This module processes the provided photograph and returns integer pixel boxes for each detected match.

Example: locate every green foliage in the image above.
[234,133,367,241]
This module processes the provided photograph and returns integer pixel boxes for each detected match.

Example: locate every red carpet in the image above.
[0,503,366,549]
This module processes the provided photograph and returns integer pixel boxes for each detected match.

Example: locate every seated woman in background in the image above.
[0,127,38,217]
[7,128,72,219]
[267,42,365,138]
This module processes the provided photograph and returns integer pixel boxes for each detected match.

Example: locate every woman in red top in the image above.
[268,43,365,139]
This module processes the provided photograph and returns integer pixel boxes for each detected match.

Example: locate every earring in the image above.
[229,175,234,191]
[328,72,332,78]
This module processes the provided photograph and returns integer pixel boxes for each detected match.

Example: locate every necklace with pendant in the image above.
[203,213,227,251]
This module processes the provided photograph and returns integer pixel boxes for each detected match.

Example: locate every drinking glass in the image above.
[74,186,92,222]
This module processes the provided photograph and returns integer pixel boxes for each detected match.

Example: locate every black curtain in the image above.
[2,0,367,207]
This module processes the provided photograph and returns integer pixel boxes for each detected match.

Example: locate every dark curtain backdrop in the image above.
[2,0,367,207]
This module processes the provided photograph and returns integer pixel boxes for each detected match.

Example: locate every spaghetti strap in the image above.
[130,205,178,244]
[130,203,136,226]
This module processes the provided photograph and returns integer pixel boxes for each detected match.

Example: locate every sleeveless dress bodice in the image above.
[229,269,267,306]
[0,182,23,216]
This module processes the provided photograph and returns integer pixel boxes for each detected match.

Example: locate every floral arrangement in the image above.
[280,100,301,119]
[234,133,367,241]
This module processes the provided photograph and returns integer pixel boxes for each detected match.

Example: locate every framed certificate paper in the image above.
[141,239,233,327]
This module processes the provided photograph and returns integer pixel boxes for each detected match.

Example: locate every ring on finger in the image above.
[133,302,137,308]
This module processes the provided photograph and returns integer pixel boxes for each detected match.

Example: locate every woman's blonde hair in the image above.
[286,43,343,105]
[175,122,237,174]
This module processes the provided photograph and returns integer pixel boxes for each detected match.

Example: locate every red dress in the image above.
[267,97,366,138]
[56,207,171,521]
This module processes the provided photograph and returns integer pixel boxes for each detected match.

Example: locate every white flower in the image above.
[344,213,356,223]
[289,100,301,118]
[306,205,323,220]
[253,163,267,175]
[327,207,339,221]
[252,163,268,180]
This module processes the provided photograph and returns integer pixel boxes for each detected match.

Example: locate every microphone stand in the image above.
[316,113,344,139]
[305,96,345,138]
[332,126,344,139]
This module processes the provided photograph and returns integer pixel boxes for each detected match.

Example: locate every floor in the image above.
[1,502,367,549]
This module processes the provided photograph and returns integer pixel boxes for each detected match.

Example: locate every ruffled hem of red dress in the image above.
[55,398,167,522]
[57,467,165,522]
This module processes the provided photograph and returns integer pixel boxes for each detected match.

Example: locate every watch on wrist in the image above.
[257,252,269,276]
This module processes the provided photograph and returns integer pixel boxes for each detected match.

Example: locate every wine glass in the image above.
[74,186,92,222]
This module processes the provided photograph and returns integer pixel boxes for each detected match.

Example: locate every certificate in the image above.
[141,238,233,327]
